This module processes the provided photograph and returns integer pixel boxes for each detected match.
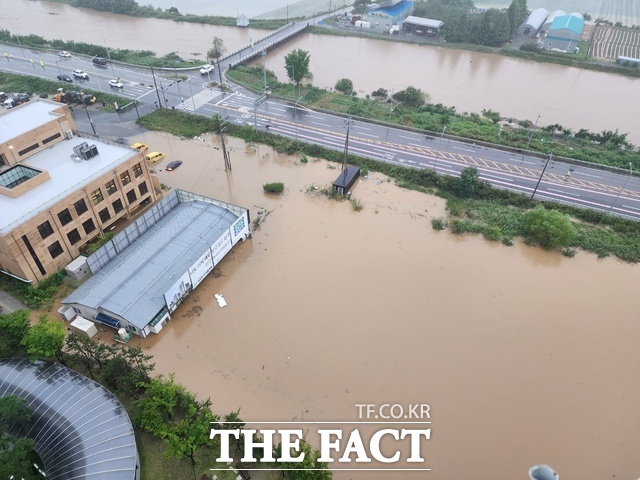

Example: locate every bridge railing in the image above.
[226,24,309,68]
[219,21,298,63]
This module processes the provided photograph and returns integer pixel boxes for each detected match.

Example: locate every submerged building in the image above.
[62,189,250,337]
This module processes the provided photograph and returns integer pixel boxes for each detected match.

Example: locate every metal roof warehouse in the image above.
[62,189,249,337]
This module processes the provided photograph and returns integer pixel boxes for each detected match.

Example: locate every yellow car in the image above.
[145,151,166,164]
[131,143,148,153]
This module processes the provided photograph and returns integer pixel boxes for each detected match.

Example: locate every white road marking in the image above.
[548,188,580,197]
[575,171,602,179]
[399,135,420,140]
[453,146,476,153]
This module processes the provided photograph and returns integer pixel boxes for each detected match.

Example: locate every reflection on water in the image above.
[125,130,640,480]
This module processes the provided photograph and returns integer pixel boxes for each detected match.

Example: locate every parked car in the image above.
[92,56,108,66]
[200,64,214,75]
[130,143,148,153]
[109,79,123,89]
[57,74,73,83]
[0,92,7,102]
[58,51,72,58]
[165,160,183,171]
[73,70,89,80]
[145,152,165,164]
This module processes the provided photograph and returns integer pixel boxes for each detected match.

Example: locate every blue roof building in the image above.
[369,0,414,24]
[544,14,584,52]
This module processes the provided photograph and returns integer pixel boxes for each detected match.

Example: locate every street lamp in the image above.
[55,59,62,76]
[526,113,541,150]
[386,107,393,136]
[609,162,633,214]
[293,95,303,140]
[343,117,354,170]
[261,50,267,92]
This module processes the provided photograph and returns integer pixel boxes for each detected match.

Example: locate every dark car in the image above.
[166,160,183,171]
[92,56,108,66]
[57,74,73,83]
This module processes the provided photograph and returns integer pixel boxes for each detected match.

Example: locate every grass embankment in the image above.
[226,65,640,171]
[137,109,640,262]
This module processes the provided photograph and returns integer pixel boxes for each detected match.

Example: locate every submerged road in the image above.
[1,39,640,220]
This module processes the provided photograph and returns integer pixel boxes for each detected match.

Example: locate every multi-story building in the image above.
[0,99,157,285]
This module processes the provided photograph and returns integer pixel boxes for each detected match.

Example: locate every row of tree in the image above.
[414,0,529,46]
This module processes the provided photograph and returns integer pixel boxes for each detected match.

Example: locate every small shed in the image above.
[333,165,360,195]
[70,316,98,339]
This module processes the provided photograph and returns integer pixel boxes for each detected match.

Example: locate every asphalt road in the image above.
[2,41,640,220]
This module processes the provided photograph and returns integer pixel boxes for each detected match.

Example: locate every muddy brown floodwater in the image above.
[123,130,640,480]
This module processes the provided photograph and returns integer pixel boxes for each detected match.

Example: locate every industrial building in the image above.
[544,13,585,52]
[0,99,156,285]
[517,8,548,37]
[0,358,139,480]
[369,0,414,25]
[62,189,250,338]
[540,10,566,34]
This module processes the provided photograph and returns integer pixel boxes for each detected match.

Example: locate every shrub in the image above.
[484,225,502,241]
[523,206,577,249]
[335,78,354,94]
[263,182,285,193]
[349,197,363,211]
[431,218,446,230]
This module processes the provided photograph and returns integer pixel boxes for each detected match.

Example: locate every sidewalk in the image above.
[0,289,28,315]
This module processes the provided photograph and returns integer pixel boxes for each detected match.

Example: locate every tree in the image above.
[0,309,30,358]
[457,167,480,198]
[285,49,311,88]
[393,86,428,107]
[334,78,354,94]
[21,315,66,364]
[207,36,225,60]
[65,333,114,379]
[0,396,34,479]
[523,206,577,249]
[136,375,217,464]
[280,438,332,480]
[102,346,154,399]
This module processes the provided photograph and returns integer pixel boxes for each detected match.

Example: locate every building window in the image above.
[37,221,54,239]
[91,188,104,205]
[105,180,118,195]
[99,208,111,223]
[18,143,39,156]
[57,208,72,226]
[121,170,131,186]
[139,181,149,196]
[42,132,62,144]
[67,228,81,245]
[112,198,124,214]
[48,241,64,259]
[126,189,137,203]
[74,198,88,216]
[82,218,96,235]
[133,163,143,178]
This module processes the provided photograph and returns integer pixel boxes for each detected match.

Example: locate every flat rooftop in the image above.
[63,194,241,330]
[0,136,137,234]
[0,100,64,144]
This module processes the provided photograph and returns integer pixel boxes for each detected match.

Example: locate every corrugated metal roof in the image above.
[404,16,444,29]
[525,8,548,30]
[549,14,584,35]
[63,200,238,329]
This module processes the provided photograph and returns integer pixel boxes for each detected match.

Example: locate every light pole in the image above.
[261,50,267,92]
[291,64,295,98]
[343,117,354,170]
[609,162,633,214]
[526,113,541,150]
[531,153,552,200]
[55,59,62,76]
[386,107,393,136]
[293,95,303,140]
[187,79,196,114]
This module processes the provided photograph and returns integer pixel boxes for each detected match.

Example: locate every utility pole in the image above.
[343,117,354,171]
[526,113,541,150]
[150,66,163,108]
[218,116,232,171]
[609,162,633,215]
[261,50,267,92]
[531,153,552,200]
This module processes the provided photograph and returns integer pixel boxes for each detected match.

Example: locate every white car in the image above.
[73,70,89,80]
[109,79,123,89]
[58,51,72,58]
[200,64,214,75]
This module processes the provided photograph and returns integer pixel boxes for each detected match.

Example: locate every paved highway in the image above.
[2,41,640,220]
